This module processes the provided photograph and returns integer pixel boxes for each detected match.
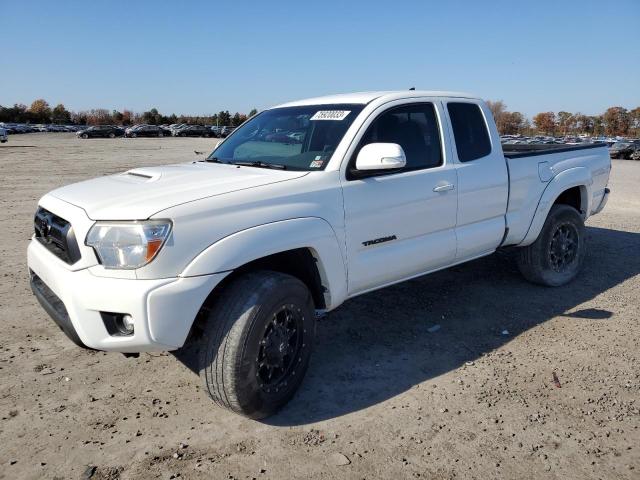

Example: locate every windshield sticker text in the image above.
[310,110,351,121]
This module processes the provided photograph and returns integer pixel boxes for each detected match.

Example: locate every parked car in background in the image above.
[609,141,640,159]
[76,126,125,139]
[0,127,7,143]
[125,125,169,138]
[210,126,222,137]
[173,125,212,137]
[220,126,235,137]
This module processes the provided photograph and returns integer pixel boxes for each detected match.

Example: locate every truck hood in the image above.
[49,162,308,219]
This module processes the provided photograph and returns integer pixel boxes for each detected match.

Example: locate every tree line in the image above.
[487,100,640,137]
[2,98,639,137]
[0,99,259,127]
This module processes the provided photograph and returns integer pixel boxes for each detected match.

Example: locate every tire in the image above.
[158,132,164,138]
[81,133,88,139]
[109,133,115,138]
[198,271,316,419]
[132,133,137,138]
[517,204,586,287]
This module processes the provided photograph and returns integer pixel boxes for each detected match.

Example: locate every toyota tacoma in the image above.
[28,91,611,418]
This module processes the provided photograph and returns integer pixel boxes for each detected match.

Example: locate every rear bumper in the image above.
[28,239,228,352]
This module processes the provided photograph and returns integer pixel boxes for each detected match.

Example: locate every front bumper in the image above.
[28,239,227,352]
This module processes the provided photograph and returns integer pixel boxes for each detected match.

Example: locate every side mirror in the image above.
[355,143,406,171]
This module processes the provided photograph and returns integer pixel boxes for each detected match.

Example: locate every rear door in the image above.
[443,100,509,260]
[341,100,458,295]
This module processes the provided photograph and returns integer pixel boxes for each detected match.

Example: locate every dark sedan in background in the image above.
[125,125,171,138]
[609,141,640,159]
[173,125,212,137]
[76,126,125,139]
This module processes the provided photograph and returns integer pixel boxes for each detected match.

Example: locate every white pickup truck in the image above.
[28,91,611,418]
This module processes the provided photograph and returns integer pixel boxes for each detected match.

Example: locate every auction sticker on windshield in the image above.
[310,110,351,121]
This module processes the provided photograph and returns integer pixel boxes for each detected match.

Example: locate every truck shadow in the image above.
[173,226,639,425]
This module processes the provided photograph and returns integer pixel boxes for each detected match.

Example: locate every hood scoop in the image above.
[118,168,162,183]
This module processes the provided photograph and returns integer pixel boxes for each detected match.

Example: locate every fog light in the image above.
[122,315,134,334]
[100,312,135,336]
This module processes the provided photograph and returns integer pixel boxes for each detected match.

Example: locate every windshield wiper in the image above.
[231,161,287,170]
[203,156,227,164]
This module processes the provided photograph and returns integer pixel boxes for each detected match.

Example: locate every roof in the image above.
[274,90,477,108]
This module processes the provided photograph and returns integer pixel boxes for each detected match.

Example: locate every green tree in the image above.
[112,110,124,125]
[142,108,162,125]
[248,108,258,118]
[218,110,231,126]
[51,104,72,124]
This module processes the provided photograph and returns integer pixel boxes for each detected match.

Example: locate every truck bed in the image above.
[501,143,611,247]
[503,142,607,158]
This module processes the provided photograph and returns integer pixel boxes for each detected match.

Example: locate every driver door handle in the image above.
[433,183,455,192]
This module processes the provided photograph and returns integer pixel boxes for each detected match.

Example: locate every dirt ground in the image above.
[0,133,638,480]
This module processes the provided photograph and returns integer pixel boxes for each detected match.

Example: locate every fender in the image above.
[520,167,591,246]
[179,217,348,309]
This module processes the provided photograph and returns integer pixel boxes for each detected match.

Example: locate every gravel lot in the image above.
[0,133,638,480]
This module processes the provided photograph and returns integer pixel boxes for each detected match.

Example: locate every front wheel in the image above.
[517,204,586,286]
[198,271,316,419]
[81,133,88,139]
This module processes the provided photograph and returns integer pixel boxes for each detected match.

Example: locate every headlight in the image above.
[86,220,172,269]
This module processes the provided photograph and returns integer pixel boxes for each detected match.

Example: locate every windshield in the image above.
[612,142,630,148]
[208,104,364,170]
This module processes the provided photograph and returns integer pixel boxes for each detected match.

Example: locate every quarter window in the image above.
[447,102,491,162]
[355,103,443,173]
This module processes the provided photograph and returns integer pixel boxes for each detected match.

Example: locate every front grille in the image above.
[34,207,81,264]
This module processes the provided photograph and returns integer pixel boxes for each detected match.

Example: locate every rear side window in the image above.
[447,102,491,162]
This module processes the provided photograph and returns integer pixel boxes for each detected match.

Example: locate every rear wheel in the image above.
[517,204,586,286]
[81,133,88,139]
[198,271,316,419]
[108,132,115,138]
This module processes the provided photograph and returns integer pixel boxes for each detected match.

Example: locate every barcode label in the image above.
[310,110,351,121]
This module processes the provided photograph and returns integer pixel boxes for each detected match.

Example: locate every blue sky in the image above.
[1,0,638,118]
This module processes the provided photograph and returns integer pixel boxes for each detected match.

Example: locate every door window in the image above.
[351,103,443,176]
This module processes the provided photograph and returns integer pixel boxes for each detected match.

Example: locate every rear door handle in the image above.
[433,183,455,192]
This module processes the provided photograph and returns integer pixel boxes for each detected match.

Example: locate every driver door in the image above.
[341,101,458,295]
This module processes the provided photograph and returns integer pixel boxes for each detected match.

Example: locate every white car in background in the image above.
[0,127,8,143]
